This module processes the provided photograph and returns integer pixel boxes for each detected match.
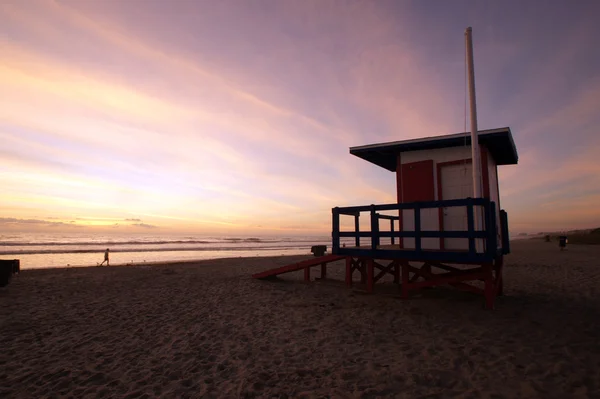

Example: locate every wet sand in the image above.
[1,240,599,398]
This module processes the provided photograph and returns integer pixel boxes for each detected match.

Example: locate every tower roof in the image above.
[349,127,518,171]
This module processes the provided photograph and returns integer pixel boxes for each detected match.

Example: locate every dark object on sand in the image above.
[559,236,567,250]
[311,245,327,257]
[545,235,551,242]
[0,259,20,287]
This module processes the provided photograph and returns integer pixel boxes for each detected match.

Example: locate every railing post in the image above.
[500,209,510,254]
[414,203,421,253]
[354,213,360,247]
[390,219,395,246]
[332,207,340,254]
[467,198,475,255]
[489,201,497,258]
[370,205,379,250]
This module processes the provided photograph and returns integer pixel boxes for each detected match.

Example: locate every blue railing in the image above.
[332,198,504,263]
[500,209,510,254]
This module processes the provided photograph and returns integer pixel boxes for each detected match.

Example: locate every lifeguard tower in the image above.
[253,128,517,309]
[252,27,519,309]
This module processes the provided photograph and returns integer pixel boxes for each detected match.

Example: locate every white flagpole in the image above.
[465,27,481,200]
[465,27,483,251]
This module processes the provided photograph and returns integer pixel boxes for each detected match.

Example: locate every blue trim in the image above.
[489,202,498,254]
[414,203,422,252]
[500,209,510,254]
[370,205,379,250]
[332,207,340,254]
[467,200,475,254]
[331,198,501,263]
[354,214,360,247]
[338,231,489,238]
[335,248,493,264]
[339,198,489,214]
[390,217,395,246]
[376,214,399,220]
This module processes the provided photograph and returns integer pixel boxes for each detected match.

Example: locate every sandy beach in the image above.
[1,239,599,398]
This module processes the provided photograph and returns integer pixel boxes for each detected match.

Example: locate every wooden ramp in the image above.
[252,254,346,280]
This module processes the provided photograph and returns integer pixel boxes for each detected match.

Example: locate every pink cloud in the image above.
[2,0,599,234]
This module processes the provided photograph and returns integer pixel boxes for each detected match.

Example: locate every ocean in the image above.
[0,233,339,269]
[2,231,523,270]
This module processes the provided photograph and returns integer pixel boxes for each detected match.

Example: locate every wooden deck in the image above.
[253,198,507,309]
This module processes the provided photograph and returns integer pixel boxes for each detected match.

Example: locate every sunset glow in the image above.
[2,0,599,235]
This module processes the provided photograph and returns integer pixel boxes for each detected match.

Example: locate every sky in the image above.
[1,0,599,235]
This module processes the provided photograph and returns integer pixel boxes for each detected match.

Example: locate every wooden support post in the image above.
[367,259,374,293]
[401,262,410,299]
[321,263,327,279]
[345,257,352,287]
[304,266,310,282]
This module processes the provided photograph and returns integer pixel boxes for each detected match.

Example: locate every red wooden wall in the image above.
[396,159,435,203]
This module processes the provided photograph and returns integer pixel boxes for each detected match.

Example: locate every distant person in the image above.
[100,248,110,266]
[559,236,567,251]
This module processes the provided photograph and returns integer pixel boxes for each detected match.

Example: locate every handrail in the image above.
[500,209,510,254]
[331,198,499,261]
[336,197,489,214]
[375,214,399,220]
[337,231,489,238]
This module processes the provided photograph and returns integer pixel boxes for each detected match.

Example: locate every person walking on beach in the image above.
[100,248,110,266]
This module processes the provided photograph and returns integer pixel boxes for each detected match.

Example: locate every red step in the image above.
[252,254,346,279]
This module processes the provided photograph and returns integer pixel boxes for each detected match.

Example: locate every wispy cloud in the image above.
[0,0,599,233]
[131,223,158,229]
[0,217,80,228]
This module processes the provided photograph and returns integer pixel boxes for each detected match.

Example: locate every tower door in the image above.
[440,162,473,250]
[399,160,438,249]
